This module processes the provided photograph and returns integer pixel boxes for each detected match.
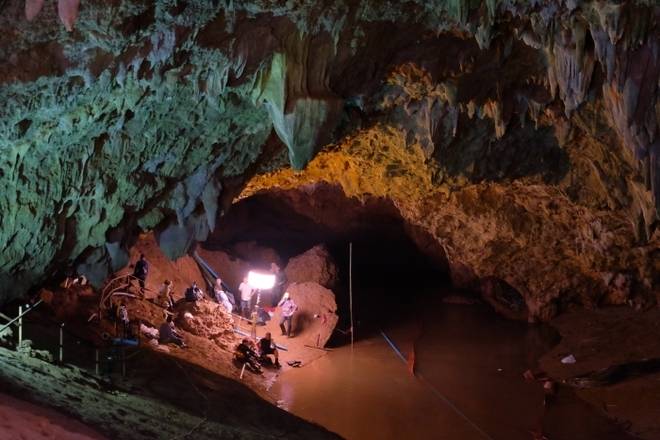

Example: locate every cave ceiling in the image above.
[0,0,658,316]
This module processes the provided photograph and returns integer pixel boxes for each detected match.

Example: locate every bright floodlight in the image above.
[247,270,276,290]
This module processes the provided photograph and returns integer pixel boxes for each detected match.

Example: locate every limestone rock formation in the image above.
[0,0,656,317]
[284,245,338,289]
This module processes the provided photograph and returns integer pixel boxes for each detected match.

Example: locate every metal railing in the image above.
[0,300,44,345]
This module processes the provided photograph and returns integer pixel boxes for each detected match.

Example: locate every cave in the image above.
[1,1,659,440]
[203,183,453,336]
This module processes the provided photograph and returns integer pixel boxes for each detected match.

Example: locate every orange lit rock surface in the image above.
[284,245,338,289]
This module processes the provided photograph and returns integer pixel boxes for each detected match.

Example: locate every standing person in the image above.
[133,254,149,292]
[117,302,130,338]
[277,292,298,338]
[238,276,254,318]
[158,280,175,309]
[214,278,232,313]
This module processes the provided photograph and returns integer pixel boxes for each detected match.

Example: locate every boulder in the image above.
[284,245,338,289]
[284,282,338,348]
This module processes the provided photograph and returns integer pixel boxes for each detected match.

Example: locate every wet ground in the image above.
[271,295,637,440]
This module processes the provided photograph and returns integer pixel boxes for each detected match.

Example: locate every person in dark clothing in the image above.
[258,332,281,368]
[235,339,261,373]
[133,254,149,292]
[185,282,203,302]
[159,315,186,347]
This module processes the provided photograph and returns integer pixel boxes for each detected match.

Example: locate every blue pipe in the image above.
[193,251,233,293]
[112,338,139,347]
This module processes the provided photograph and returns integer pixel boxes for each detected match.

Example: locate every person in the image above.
[270,262,287,306]
[158,280,175,309]
[214,278,232,313]
[133,254,149,292]
[258,332,280,368]
[159,315,186,347]
[238,276,254,318]
[234,338,261,373]
[185,281,203,302]
[117,302,130,338]
[277,292,297,337]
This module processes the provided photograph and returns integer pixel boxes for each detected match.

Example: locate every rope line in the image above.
[380,330,494,440]
[170,359,209,440]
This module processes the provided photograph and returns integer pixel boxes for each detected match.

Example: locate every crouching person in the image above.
[234,339,261,373]
[259,332,281,368]
[159,316,186,348]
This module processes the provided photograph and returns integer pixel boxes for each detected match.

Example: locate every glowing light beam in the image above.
[247,270,276,290]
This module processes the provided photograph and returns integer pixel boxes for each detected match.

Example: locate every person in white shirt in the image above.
[158,280,175,309]
[277,292,298,337]
[214,278,232,313]
[238,276,254,318]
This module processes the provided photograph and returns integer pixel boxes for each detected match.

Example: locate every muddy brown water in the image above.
[271,298,638,440]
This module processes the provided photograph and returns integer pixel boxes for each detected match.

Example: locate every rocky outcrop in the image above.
[243,125,658,321]
[0,346,340,440]
[284,245,338,289]
[175,300,235,349]
[0,0,657,311]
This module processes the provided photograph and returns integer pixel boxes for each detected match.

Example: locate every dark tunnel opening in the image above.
[202,184,451,340]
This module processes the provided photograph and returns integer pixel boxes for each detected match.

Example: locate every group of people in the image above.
[124,255,299,359]
[234,331,281,372]
[238,279,298,338]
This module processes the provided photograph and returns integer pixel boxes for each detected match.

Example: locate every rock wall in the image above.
[284,245,338,289]
[0,1,657,308]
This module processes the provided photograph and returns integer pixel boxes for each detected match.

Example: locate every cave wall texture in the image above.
[0,0,658,319]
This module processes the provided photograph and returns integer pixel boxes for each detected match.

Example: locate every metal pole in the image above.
[0,300,43,336]
[95,349,100,375]
[349,242,354,351]
[18,305,22,346]
[59,324,64,363]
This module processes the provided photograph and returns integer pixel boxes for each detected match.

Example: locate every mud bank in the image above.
[541,307,660,440]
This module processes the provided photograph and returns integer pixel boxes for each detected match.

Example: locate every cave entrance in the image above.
[202,183,451,342]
